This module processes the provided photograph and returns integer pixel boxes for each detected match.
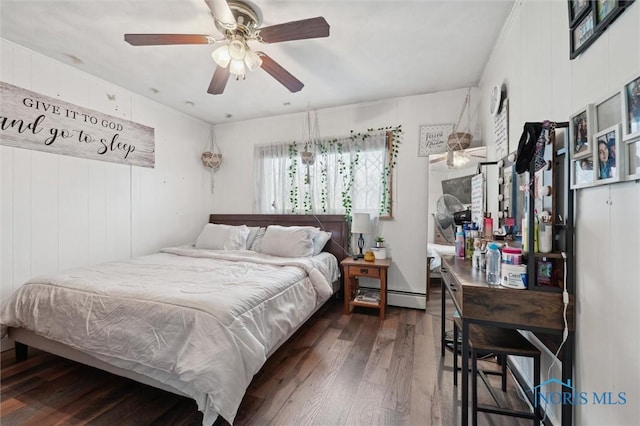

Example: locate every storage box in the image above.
[371,247,387,259]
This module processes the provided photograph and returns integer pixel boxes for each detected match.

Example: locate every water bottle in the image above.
[455,226,465,259]
[486,243,501,285]
[472,246,481,269]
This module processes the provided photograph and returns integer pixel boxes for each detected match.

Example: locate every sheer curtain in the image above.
[253,130,389,217]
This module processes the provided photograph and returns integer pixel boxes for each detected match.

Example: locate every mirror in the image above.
[428,147,487,245]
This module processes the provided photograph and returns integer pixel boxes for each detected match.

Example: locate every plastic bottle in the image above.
[472,239,481,269]
[483,213,493,239]
[462,223,470,258]
[533,213,539,253]
[466,224,478,259]
[486,243,501,285]
[522,212,528,254]
[455,226,465,259]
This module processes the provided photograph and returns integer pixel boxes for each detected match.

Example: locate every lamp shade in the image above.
[351,213,371,234]
[212,45,231,68]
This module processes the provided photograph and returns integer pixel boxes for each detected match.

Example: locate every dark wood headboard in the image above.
[209,214,349,262]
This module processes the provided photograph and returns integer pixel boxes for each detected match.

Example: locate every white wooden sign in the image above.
[471,173,484,228]
[0,82,155,168]
[418,123,454,156]
[494,98,508,159]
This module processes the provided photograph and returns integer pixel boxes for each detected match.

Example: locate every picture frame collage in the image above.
[570,74,640,188]
[568,0,635,59]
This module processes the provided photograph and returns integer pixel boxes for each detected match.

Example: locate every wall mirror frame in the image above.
[428,146,488,245]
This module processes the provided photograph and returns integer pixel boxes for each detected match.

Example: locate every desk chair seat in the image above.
[453,317,542,426]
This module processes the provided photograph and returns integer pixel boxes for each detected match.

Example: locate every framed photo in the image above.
[626,139,640,180]
[571,158,595,189]
[536,258,554,286]
[596,0,617,23]
[569,0,591,25]
[595,90,621,132]
[571,9,595,57]
[569,105,594,158]
[622,74,640,140]
[593,124,621,184]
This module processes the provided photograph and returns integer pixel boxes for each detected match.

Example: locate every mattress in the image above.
[0,247,339,425]
[428,243,456,270]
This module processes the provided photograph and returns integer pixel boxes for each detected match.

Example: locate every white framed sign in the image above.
[418,123,454,156]
[0,81,155,168]
[494,98,509,159]
[471,173,484,227]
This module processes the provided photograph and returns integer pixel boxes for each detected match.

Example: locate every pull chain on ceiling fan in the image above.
[124,0,330,95]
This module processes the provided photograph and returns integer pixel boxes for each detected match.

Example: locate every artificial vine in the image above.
[287,142,299,213]
[380,125,403,215]
[283,124,402,218]
[318,142,329,213]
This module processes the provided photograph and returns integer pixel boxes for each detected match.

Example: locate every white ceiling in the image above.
[0,0,514,125]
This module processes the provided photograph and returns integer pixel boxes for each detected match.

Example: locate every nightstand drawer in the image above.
[348,265,381,278]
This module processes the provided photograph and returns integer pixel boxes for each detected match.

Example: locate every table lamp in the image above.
[351,213,371,260]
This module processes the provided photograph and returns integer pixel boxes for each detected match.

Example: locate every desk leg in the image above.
[461,318,469,426]
[441,277,446,357]
[561,331,575,425]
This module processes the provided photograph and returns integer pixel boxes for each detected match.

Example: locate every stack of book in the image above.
[355,289,380,303]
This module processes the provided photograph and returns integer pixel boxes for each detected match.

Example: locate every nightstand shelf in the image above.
[340,257,391,319]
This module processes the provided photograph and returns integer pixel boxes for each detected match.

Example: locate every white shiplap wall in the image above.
[479,1,640,425]
[0,39,215,308]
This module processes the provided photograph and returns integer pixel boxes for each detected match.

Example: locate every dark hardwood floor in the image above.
[1,289,533,425]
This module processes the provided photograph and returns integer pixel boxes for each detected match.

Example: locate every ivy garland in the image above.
[318,142,329,213]
[287,142,299,213]
[381,125,402,215]
[285,125,402,218]
[347,125,403,217]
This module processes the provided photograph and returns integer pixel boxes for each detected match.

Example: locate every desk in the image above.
[439,255,575,425]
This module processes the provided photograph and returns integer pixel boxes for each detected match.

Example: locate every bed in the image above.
[1,214,348,425]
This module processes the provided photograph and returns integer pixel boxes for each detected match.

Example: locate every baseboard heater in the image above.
[358,286,427,310]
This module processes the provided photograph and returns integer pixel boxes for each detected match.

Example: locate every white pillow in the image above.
[313,231,332,255]
[250,227,266,252]
[260,225,318,257]
[246,226,262,249]
[195,223,250,250]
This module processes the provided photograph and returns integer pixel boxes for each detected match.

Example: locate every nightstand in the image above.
[341,257,392,320]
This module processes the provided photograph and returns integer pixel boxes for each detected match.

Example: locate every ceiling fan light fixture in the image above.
[229,59,246,77]
[244,49,262,71]
[212,45,231,67]
[228,39,246,61]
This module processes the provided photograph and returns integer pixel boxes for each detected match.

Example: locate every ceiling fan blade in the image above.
[258,53,304,93]
[124,34,217,46]
[204,0,237,31]
[258,17,330,44]
[208,66,231,95]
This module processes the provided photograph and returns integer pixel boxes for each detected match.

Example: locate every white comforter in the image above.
[0,247,339,425]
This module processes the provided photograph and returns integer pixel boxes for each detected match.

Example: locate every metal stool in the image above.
[454,317,542,425]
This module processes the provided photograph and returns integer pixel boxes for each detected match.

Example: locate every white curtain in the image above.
[253,130,389,217]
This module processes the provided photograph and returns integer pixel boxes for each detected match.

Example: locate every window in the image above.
[254,129,397,218]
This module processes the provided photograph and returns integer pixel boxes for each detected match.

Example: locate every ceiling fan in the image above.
[124,0,330,95]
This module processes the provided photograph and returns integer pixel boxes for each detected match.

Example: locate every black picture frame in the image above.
[596,0,620,25]
[568,0,635,59]
[571,10,596,58]
[568,0,591,26]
